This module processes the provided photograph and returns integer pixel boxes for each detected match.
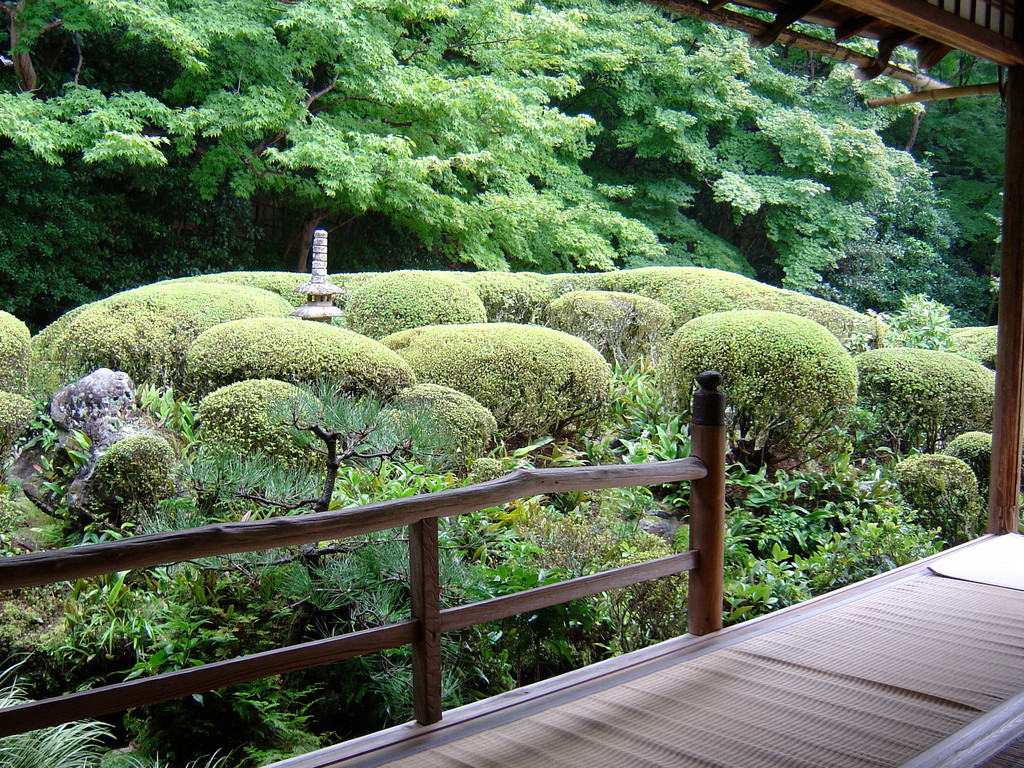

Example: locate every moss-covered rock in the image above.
[346,271,487,339]
[0,390,33,457]
[40,283,294,390]
[941,431,992,497]
[186,317,415,398]
[197,379,307,466]
[543,290,673,365]
[390,384,498,457]
[382,323,611,441]
[89,434,179,524]
[950,326,997,369]
[0,311,30,394]
[893,453,984,545]
[452,272,556,323]
[658,310,858,466]
[855,348,995,453]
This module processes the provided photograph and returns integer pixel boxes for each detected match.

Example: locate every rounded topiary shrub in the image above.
[171,272,312,307]
[43,283,294,389]
[382,323,612,441]
[893,453,984,545]
[604,267,880,348]
[197,379,308,466]
[543,290,673,365]
[0,391,33,457]
[658,310,858,466]
[390,384,498,457]
[452,272,556,323]
[186,317,415,399]
[0,311,30,394]
[346,271,487,339]
[90,435,179,525]
[941,431,992,496]
[950,326,997,369]
[855,348,995,453]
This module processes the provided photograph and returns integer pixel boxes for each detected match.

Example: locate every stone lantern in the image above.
[293,228,344,322]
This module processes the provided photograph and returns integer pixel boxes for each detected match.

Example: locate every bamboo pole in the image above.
[989,66,1024,535]
[866,82,1000,107]
[687,372,728,636]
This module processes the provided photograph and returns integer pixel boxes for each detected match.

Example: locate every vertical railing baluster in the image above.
[687,371,727,636]
[410,517,443,724]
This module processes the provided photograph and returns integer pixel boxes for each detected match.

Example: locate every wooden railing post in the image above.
[409,517,442,724]
[687,371,727,636]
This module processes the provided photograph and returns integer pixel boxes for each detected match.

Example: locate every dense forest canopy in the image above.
[0,0,1006,330]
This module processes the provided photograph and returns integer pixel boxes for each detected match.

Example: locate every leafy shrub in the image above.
[542,272,609,295]
[658,310,858,466]
[452,272,556,323]
[185,317,415,399]
[879,293,954,351]
[0,391,33,458]
[603,267,880,347]
[389,384,497,459]
[892,453,984,545]
[89,435,179,527]
[950,325,997,369]
[941,431,992,497]
[382,323,611,441]
[171,271,312,307]
[40,283,294,389]
[543,290,673,365]
[197,379,309,467]
[855,347,995,453]
[0,311,30,394]
[345,271,487,339]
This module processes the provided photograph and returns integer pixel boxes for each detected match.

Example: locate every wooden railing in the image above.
[0,372,726,738]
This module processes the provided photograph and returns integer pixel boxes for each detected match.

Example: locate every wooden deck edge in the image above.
[897,684,1024,768]
[268,536,999,768]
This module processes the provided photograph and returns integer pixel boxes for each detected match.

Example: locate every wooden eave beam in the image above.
[750,0,828,48]
[831,0,1024,64]
[834,13,876,41]
[645,0,950,89]
[917,38,954,69]
[858,28,917,78]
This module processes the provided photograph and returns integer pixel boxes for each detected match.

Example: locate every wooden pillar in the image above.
[687,372,727,635]
[990,65,1024,536]
[410,517,442,724]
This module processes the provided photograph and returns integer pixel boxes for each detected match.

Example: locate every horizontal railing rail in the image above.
[0,372,727,741]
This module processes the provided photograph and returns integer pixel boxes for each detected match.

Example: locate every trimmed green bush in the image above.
[855,348,995,453]
[941,431,992,497]
[171,271,312,307]
[186,317,415,398]
[601,267,881,348]
[950,326,997,369]
[197,379,308,466]
[90,435,179,524]
[541,272,610,296]
[346,271,487,339]
[452,272,556,323]
[390,384,498,457]
[658,310,858,466]
[382,323,611,441]
[0,312,30,394]
[893,453,984,545]
[0,391,33,458]
[543,290,673,365]
[41,283,294,389]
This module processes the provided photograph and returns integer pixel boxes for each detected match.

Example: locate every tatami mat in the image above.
[333,576,1024,768]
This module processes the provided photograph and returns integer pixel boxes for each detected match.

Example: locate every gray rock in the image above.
[49,368,136,449]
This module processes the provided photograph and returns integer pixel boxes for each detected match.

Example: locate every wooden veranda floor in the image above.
[271,534,1024,768]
